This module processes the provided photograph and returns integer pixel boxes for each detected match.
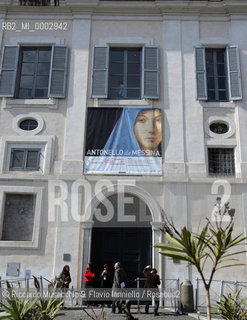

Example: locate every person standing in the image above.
[58,265,71,290]
[84,263,95,289]
[84,263,95,306]
[112,262,127,314]
[100,264,112,288]
[100,264,112,307]
[143,265,160,316]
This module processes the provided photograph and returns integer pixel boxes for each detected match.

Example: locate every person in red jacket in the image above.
[84,263,95,307]
[84,263,95,289]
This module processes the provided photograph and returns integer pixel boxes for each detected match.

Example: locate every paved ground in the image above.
[58,306,203,320]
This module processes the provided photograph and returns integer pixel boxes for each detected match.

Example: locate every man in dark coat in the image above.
[143,265,160,316]
[112,261,127,314]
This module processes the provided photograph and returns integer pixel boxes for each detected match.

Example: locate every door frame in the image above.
[79,184,164,289]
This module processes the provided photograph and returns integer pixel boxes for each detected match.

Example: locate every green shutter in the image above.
[91,46,109,98]
[195,47,207,100]
[48,45,68,98]
[142,46,159,99]
[0,46,19,97]
[227,45,242,101]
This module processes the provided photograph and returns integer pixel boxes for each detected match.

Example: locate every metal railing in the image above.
[195,278,247,311]
[1,276,246,314]
[19,0,59,6]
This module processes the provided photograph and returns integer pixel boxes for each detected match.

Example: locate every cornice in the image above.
[2,0,247,19]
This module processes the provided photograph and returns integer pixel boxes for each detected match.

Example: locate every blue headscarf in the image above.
[104,107,161,156]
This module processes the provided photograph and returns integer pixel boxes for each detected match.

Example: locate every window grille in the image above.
[208,148,235,176]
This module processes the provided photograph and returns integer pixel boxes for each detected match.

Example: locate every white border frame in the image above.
[0,185,43,248]
[205,116,235,139]
[12,113,44,136]
[0,136,54,175]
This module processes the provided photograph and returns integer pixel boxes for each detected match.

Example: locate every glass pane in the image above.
[18,88,32,98]
[110,50,124,62]
[128,50,141,62]
[216,51,225,63]
[109,75,124,87]
[38,50,51,62]
[127,63,140,75]
[218,77,226,89]
[127,75,140,87]
[20,76,34,88]
[206,64,214,77]
[217,64,225,76]
[109,89,125,99]
[36,76,49,87]
[35,88,48,97]
[26,151,39,169]
[210,122,229,134]
[12,150,24,168]
[127,89,140,99]
[20,119,38,131]
[37,63,50,75]
[206,51,213,64]
[219,91,227,101]
[21,63,35,75]
[110,62,124,75]
[207,77,215,90]
[23,50,36,63]
[208,90,216,101]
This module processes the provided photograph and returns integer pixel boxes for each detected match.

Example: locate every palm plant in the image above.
[217,290,247,320]
[0,281,36,320]
[0,281,64,320]
[154,199,247,320]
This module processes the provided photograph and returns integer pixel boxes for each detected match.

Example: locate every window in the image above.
[1,194,35,241]
[109,48,141,99]
[91,46,159,99]
[208,148,235,176]
[0,185,43,248]
[19,119,38,131]
[209,122,229,134]
[206,49,228,101]
[195,46,242,101]
[16,47,51,98]
[10,148,41,171]
[0,45,68,98]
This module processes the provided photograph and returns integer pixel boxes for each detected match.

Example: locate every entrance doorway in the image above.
[91,227,152,287]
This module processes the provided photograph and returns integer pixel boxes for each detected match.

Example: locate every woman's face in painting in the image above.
[134,109,162,151]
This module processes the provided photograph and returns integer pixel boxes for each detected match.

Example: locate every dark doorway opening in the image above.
[91,227,152,288]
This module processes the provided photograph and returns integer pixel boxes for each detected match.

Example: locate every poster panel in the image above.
[84,107,162,175]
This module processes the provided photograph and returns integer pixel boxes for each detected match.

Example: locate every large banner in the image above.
[84,107,162,175]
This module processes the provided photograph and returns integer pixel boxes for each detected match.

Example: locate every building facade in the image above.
[0,0,247,288]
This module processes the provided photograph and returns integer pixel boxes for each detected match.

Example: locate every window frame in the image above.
[9,147,41,171]
[0,44,68,99]
[108,47,142,100]
[0,136,54,175]
[195,45,242,101]
[0,186,43,248]
[91,44,159,100]
[205,48,228,102]
[15,46,52,99]
[208,147,235,176]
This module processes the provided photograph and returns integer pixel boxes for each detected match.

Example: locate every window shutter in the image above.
[48,45,68,98]
[91,46,109,98]
[142,46,159,99]
[26,150,40,169]
[195,47,207,100]
[0,46,19,97]
[227,45,242,101]
[10,149,24,169]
